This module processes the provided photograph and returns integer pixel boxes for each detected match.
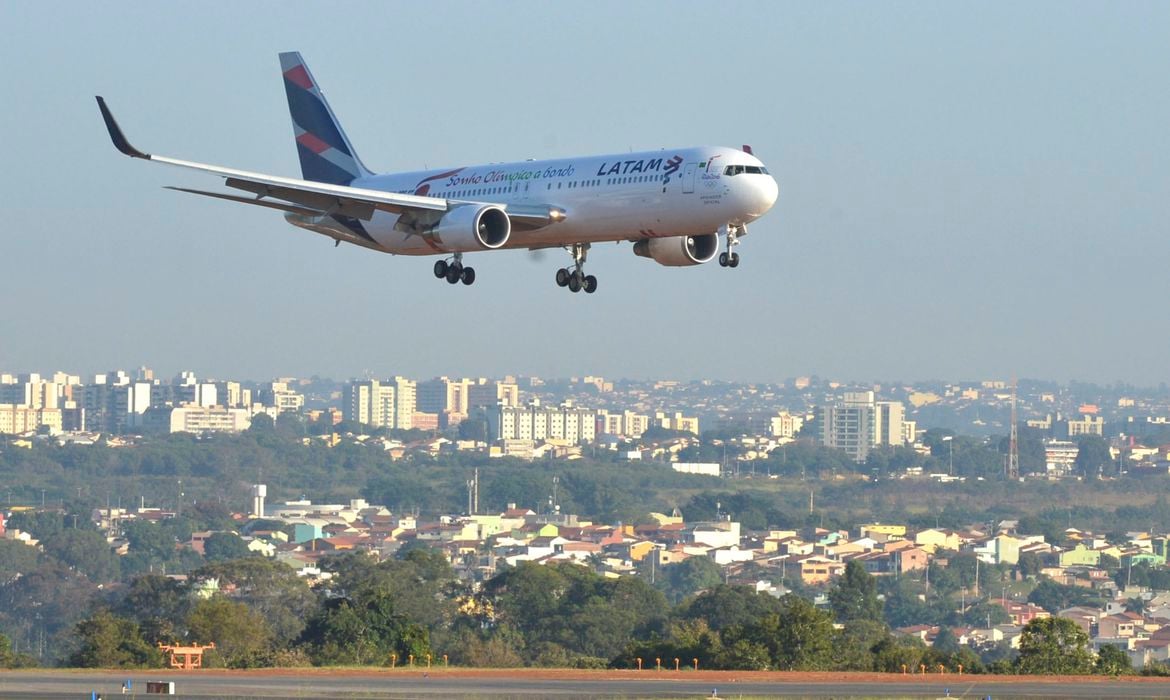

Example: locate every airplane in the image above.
[96,52,778,294]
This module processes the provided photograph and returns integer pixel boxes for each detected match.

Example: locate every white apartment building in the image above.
[256,380,305,415]
[143,406,252,434]
[0,405,63,434]
[596,410,650,439]
[770,411,805,439]
[487,400,597,443]
[655,411,700,435]
[1068,415,1105,437]
[344,377,416,430]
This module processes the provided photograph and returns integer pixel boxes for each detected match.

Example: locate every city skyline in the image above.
[5,362,1170,392]
[2,4,1167,384]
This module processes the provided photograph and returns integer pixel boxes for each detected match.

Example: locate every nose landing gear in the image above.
[433,253,476,285]
[717,224,744,268]
[555,243,597,294]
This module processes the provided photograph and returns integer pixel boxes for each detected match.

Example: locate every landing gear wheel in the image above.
[718,252,729,267]
[555,268,570,287]
[445,266,461,284]
[434,260,448,278]
[567,273,582,293]
[582,275,598,294]
[461,267,476,285]
[728,252,740,268]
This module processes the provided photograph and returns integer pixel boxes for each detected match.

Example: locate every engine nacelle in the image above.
[429,204,511,252]
[632,233,720,266]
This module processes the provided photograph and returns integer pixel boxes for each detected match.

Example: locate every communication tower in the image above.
[1006,379,1020,480]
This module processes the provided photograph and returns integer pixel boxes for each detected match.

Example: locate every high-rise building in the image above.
[417,376,471,414]
[819,391,906,462]
[83,379,152,432]
[468,379,519,409]
[216,381,244,408]
[874,400,905,448]
[344,378,414,430]
[256,380,305,415]
[345,380,392,428]
[391,376,416,430]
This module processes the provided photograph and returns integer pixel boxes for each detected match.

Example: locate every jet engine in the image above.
[427,204,511,251]
[632,233,720,266]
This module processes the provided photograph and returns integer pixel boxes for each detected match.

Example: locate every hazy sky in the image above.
[1,3,1166,385]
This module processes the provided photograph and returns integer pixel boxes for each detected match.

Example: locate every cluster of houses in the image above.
[10,494,1170,670]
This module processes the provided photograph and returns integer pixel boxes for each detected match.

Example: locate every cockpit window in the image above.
[723,165,768,176]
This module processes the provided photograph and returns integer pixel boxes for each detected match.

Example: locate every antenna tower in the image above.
[1006,379,1020,480]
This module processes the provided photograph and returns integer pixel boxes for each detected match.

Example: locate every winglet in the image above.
[95,96,150,159]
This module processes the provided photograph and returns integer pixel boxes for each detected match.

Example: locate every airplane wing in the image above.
[95,97,563,230]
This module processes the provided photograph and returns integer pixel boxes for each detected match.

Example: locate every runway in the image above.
[4,669,1170,699]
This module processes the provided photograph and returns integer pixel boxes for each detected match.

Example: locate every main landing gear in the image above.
[717,223,744,268]
[555,242,597,294]
[433,253,476,285]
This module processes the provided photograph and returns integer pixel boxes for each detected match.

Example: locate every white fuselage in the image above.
[288,145,778,255]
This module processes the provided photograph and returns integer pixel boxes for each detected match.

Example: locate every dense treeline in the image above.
[55,557,1135,676]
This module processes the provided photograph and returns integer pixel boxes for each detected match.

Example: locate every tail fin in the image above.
[279,52,372,185]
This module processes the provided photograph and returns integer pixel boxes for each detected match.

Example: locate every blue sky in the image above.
[1,3,1166,384]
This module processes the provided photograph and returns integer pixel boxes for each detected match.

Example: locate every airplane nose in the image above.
[744,174,778,217]
[760,175,779,212]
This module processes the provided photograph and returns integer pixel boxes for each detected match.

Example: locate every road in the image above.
[4,669,1170,699]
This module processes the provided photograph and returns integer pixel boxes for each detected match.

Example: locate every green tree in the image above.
[1095,643,1132,676]
[41,529,119,582]
[202,533,252,562]
[958,600,1010,628]
[829,560,883,624]
[483,561,667,664]
[1015,616,1093,675]
[831,619,888,671]
[872,635,927,673]
[186,596,274,668]
[656,556,723,604]
[1074,435,1113,478]
[300,591,431,666]
[723,594,835,671]
[1028,579,1099,613]
[1017,551,1043,578]
[4,511,65,540]
[123,520,178,561]
[932,626,961,655]
[69,611,162,668]
[678,584,783,632]
[0,539,42,583]
[191,559,318,646]
[0,632,36,668]
[113,574,189,644]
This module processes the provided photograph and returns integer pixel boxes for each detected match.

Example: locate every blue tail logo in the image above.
[279,52,370,186]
